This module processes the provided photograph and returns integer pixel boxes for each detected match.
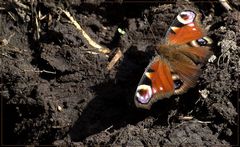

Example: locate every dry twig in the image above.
[58,8,111,54]
[107,48,123,70]
[219,0,233,11]
[178,116,194,121]
[23,69,56,74]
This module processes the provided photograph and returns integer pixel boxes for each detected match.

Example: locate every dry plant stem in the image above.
[178,116,194,121]
[175,119,211,130]
[219,0,233,11]
[104,125,113,135]
[59,8,110,54]
[34,13,40,40]
[107,48,123,70]
[13,0,30,10]
[194,120,211,124]
[8,12,17,21]
[23,69,56,74]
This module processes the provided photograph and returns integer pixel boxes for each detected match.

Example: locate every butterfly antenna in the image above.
[144,14,157,42]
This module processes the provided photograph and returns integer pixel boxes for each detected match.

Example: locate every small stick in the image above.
[59,8,110,54]
[174,118,211,129]
[107,48,123,70]
[52,123,71,129]
[23,69,56,74]
[8,12,17,21]
[13,0,30,10]
[178,116,194,121]
[104,125,113,135]
[179,116,212,124]
[194,120,211,124]
[35,12,40,40]
[219,0,233,11]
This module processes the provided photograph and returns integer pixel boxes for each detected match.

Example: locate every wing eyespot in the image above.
[190,36,213,47]
[136,85,152,104]
[173,79,183,90]
[177,11,196,25]
[197,38,208,46]
[172,74,183,92]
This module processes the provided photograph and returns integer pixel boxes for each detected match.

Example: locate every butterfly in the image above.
[134,10,212,109]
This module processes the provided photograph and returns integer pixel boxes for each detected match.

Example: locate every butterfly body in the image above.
[134,10,212,109]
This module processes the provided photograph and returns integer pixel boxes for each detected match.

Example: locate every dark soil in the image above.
[1,0,239,146]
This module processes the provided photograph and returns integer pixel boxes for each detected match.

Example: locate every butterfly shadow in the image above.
[69,46,179,141]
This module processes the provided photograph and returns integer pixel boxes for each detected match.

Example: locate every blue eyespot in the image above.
[197,38,207,46]
[174,79,183,90]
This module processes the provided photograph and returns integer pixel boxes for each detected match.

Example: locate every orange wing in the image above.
[165,10,204,45]
[134,57,174,109]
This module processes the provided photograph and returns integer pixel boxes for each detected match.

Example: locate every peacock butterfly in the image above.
[134,10,212,109]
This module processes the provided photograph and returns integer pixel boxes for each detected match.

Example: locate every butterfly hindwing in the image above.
[134,57,174,109]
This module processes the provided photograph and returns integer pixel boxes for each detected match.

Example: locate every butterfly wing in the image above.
[165,10,204,45]
[134,56,175,109]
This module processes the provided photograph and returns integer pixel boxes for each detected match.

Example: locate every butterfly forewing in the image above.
[167,25,203,45]
[165,10,204,45]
